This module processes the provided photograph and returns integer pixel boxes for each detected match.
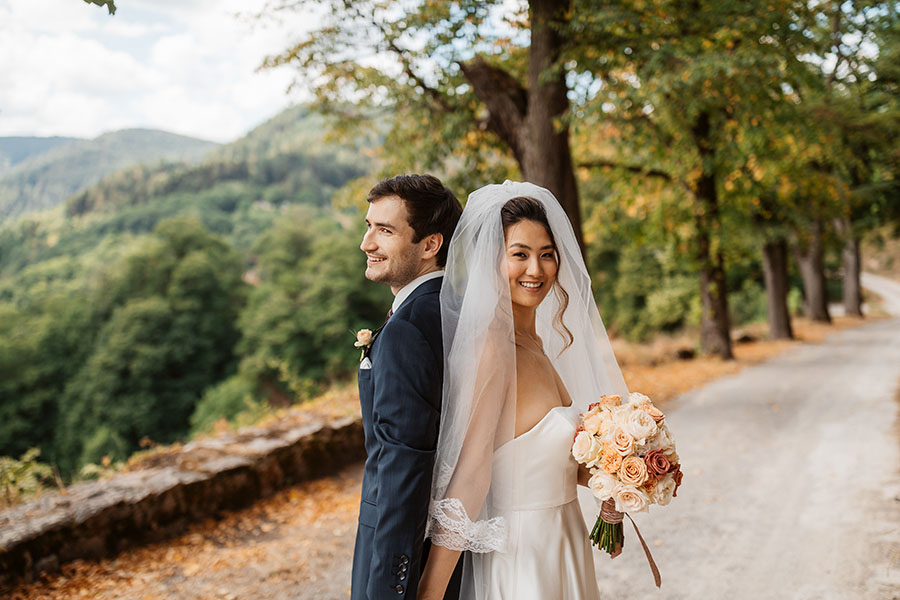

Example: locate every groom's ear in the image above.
[420,232,443,261]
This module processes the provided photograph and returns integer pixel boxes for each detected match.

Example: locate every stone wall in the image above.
[0,414,364,586]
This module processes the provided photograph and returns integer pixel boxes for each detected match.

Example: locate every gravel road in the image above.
[587,272,900,599]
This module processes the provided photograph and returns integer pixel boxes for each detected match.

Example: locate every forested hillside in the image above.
[0,129,217,220]
[0,107,387,477]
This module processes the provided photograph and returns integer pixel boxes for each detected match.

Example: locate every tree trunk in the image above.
[794,219,831,323]
[691,112,733,359]
[695,197,734,359]
[834,216,863,317]
[520,0,583,250]
[761,238,794,339]
[460,0,583,252]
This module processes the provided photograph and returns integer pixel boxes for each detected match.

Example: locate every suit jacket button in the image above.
[395,584,404,594]
[400,555,409,564]
[399,564,408,573]
[399,573,407,581]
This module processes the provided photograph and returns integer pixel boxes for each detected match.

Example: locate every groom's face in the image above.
[361,196,425,293]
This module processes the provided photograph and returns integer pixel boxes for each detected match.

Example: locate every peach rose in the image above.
[599,394,622,409]
[612,427,633,456]
[582,412,604,436]
[588,470,618,501]
[618,455,649,486]
[572,430,602,467]
[642,403,666,423]
[613,483,650,513]
[644,449,672,477]
[354,328,374,347]
[599,448,623,474]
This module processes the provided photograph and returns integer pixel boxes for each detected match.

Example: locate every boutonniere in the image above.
[353,327,382,361]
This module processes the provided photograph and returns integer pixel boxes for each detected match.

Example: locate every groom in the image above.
[352,174,463,600]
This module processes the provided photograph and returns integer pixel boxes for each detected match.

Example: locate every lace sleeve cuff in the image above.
[426,497,507,553]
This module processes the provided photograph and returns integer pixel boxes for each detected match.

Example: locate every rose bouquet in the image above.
[571,392,681,582]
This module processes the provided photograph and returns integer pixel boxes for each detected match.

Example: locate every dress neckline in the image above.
[494,404,571,455]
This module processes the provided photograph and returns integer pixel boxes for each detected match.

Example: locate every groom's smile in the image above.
[360,195,431,294]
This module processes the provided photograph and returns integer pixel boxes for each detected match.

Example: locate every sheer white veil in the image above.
[427,181,628,593]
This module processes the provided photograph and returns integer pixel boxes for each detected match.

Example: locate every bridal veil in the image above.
[427,181,628,589]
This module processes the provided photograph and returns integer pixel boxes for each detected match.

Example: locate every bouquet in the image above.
[571,393,682,585]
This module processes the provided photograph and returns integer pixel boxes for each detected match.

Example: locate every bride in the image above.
[419,181,629,599]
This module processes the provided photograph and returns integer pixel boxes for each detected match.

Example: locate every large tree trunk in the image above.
[692,112,733,359]
[520,0,582,250]
[761,238,794,339]
[834,216,863,317]
[794,219,832,323]
[695,192,734,359]
[460,0,583,251]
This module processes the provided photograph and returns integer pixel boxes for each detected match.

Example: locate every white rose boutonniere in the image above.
[353,327,379,361]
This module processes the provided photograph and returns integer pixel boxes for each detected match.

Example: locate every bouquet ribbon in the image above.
[601,499,662,588]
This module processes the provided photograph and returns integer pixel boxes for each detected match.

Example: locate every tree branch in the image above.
[579,159,694,195]
[578,159,674,181]
[459,57,528,164]
[386,45,453,112]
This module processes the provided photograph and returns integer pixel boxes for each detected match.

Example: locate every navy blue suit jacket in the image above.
[352,277,459,599]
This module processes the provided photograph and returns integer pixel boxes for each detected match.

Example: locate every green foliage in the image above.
[82,0,116,14]
[51,219,245,474]
[190,375,262,435]
[729,279,769,326]
[0,109,373,478]
[79,427,129,468]
[237,209,391,400]
[0,448,53,507]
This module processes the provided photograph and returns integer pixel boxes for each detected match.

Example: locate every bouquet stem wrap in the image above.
[591,499,661,588]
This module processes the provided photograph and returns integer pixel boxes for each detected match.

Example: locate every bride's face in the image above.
[505,219,558,311]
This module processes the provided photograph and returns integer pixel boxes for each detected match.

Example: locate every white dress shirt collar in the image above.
[391,270,444,314]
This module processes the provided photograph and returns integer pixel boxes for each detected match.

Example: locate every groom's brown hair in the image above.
[367,174,462,268]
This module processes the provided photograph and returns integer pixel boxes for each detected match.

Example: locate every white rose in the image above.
[613,483,650,513]
[588,471,618,501]
[572,431,602,467]
[624,408,658,445]
[612,427,634,457]
[354,328,374,347]
[650,473,677,506]
[629,392,652,407]
[610,404,632,428]
[645,426,675,455]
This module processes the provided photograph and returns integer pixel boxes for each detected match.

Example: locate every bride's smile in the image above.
[505,218,559,311]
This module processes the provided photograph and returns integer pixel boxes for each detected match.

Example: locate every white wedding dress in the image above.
[470,403,601,600]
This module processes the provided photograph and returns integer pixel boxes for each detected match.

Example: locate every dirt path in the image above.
[590,273,900,598]
[9,466,364,600]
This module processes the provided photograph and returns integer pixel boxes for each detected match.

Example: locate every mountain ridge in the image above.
[0,129,219,221]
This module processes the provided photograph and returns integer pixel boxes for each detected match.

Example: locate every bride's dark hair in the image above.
[500,196,574,351]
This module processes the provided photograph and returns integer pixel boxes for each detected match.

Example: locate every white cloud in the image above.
[0,0,318,142]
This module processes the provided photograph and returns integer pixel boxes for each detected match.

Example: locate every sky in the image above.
[0,0,319,143]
